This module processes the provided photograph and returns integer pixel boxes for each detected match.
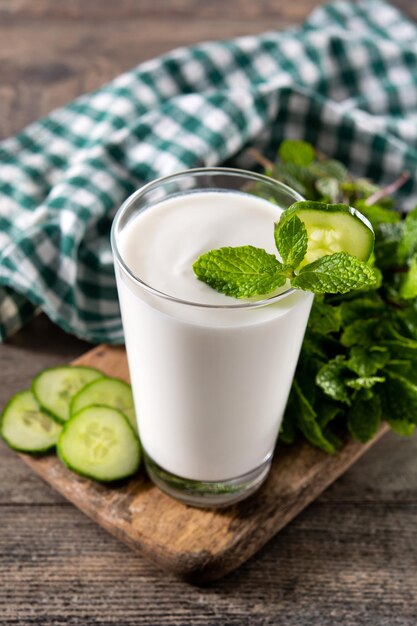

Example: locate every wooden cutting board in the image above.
[19,344,388,582]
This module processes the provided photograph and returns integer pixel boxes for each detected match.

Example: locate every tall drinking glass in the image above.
[111,168,313,507]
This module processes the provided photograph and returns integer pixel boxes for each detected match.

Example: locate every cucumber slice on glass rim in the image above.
[32,366,103,424]
[57,405,141,482]
[276,201,374,265]
[70,377,137,431]
[1,390,62,454]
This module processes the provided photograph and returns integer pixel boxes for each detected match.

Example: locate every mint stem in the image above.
[365,171,410,206]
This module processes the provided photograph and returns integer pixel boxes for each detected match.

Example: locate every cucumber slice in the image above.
[70,377,137,431]
[1,390,62,453]
[277,201,374,265]
[32,366,103,423]
[57,406,141,482]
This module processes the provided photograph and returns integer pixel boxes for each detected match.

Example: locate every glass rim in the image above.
[110,167,304,310]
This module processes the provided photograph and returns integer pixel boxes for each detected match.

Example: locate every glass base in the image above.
[144,452,272,508]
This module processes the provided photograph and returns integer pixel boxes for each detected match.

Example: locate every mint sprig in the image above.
[291,252,376,294]
[192,246,286,298]
[193,208,376,298]
[194,138,417,453]
[274,214,307,268]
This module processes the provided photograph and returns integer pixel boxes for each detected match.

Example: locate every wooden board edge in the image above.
[188,424,390,582]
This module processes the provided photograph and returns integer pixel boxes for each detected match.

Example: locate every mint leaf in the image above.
[346,376,385,390]
[279,139,315,167]
[348,394,381,443]
[346,346,390,377]
[273,163,310,198]
[286,381,337,454]
[291,253,377,294]
[308,299,342,335]
[317,400,343,428]
[315,177,340,203]
[354,200,401,229]
[398,208,417,264]
[301,333,331,360]
[386,360,417,385]
[341,318,379,347]
[374,221,404,270]
[380,371,417,425]
[193,246,285,298]
[340,295,385,326]
[279,412,297,445]
[341,178,379,201]
[382,339,417,360]
[387,418,415,437]
[274,215,307,268]
[310,159,348,182]
[316,356,351,404]
[400,255,417,299]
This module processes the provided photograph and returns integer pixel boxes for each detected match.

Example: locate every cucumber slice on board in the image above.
[57,406,141,482]
[70,377,137,431]
[1,390,62,453]
[277,201,374,265]
[32,366,103,424]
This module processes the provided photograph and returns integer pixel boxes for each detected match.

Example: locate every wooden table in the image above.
[1,1,416,624]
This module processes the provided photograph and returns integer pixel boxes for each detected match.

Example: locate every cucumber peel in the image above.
[32,366,103,423]
[57,405,141,482]
[70,377,137,431]
[276,201,374,265]
[1,390,62,454]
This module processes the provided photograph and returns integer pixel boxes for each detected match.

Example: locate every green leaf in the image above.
[278,139,315,167]
[387,418,415,437]
[315,177,340,203]
[348,394,381,443]
[300,332,333,361]
[274,215,307,268]
[316,357,351,404]
[382,339,417,360]
[400,255,417,299]
[317,400,343,428]
[354,200,401,229]
[386,360,417,385]
[341,319,379,347]
[291,253,377,294]
[398,209,417,264]
[340,295,385,326]
[286,381,337,454]
[273,163,310,197]
[192,246,285,299]
[346,376,385,390]
[396,304,417,339]
[340,178,379,201]
[308,299,342,335]
[374,221,404,270]
[279,412,297,445]
[380,371,417,425]
[346,346,390,377]
[309,159,348,182]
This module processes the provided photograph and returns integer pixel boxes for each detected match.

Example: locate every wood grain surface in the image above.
[1,0,417,624]
[14,345,391,583]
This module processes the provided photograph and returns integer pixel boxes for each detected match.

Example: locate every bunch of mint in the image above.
[266,140,417,452]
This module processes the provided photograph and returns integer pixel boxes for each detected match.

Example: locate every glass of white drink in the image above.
[111,168,313,507]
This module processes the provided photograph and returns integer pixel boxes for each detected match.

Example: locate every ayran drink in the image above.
[111,169,313,506]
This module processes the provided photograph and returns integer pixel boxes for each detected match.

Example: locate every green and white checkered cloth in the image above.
[1,0,417,344]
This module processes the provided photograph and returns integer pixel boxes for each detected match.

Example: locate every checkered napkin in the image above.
[1,0,417,344]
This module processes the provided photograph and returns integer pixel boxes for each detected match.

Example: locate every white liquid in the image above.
[116,191,313,481]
